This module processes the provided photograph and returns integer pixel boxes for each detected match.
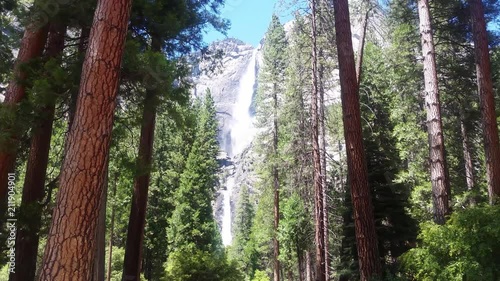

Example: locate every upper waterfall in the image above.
[228,49,258,157]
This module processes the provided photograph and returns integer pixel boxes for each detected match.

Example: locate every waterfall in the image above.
[229,49,258,157]
[221,49,257,246]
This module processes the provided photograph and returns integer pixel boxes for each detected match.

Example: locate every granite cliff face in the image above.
[191,9,388,244]
[190,38,261,245]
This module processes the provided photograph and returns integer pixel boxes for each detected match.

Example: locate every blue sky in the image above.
[203,0,293,47]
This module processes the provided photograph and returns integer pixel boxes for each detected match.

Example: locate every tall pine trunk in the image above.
[273,84,280,281]
[37,0,131,279]
[306,250,312,281]
[122,38,160,281]
[10,23,66,281]
[417,0,450,224]
[310,1,326,280]
[469,0,500,204]
[459,109,475,205]
[318,51,329,281]
[332,0,382,280]
[0,11,49,218]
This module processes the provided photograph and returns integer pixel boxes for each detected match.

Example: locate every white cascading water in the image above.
[221,49,258,246]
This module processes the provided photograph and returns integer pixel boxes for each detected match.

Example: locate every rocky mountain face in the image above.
[191,10,388,245]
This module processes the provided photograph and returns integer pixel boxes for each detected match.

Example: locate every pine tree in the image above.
[167,92,221,254]
[11,22,66,281]
[0,0,49,219]
[255,14,288,281]
[37,0,132,279]
[417,0,451,224]
[469,0,500,204]
[228,185,255,277]
[332,0,382,280]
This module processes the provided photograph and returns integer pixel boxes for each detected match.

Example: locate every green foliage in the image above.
[130,0,229,55]
[164,247,243,281]
[402,206,500,281]
[250,13,290,280]
[278,193,312,275]
[337,41,418,280]
[105,246,146,281]
[246,186,274,276]
[167,92,222,254]
[228,185,256,277]
[251,270,270,281]
[143,102,195,280]
[0,264,9,281]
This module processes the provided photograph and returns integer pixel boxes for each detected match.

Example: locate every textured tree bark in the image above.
[310,1,326,281]
[469,0,500,205]
[305,250,312,281]
[10,23,66,281]
[272,82,281,281]
[332,0,382,280]
[318,51,329,281]
[37,0,132,280]
[417,0,451,224]
[0,15,49,219]
[122,38,160,281]
[459,111,475,205]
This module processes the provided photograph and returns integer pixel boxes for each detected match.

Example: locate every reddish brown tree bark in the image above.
[37,0,132,280]
[469,0,500,204]
[122,88,158,281]
[0,15,49,217]
[417,0,451,224]
[332,0,382,280]
[10,23,66,281]
[310,1,326,281]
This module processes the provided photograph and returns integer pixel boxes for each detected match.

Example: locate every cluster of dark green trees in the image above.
[0,0,241,280]
[224,0,500,281]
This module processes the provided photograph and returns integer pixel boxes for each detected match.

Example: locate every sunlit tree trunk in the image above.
[417,0,450,223]
[37,0,132,279]
[10,22,65,281]
[459,109,476,205]
[332,0,382,280]
[310,1,326,280]
[469,0,500,204]
[318,51,329,281]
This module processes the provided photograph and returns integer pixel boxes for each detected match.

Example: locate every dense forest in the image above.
[1,0,500,280]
